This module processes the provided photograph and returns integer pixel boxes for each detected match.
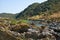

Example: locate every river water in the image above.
[27,20,47,27]
[27,20,60,27]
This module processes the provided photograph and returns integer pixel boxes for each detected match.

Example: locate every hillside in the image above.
[16,0,60,19]
[0,13,17,19]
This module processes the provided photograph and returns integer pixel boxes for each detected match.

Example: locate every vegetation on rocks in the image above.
[0,17,60,40]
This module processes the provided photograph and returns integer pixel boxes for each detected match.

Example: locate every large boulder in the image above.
[0,30,18,40]
[0,27,21,40]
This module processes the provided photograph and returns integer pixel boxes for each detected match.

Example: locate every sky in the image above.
[0,0,47,14]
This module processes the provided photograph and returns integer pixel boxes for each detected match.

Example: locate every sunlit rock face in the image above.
[24,26,56,40]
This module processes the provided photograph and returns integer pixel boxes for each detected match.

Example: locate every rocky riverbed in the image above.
[0,18,60,40]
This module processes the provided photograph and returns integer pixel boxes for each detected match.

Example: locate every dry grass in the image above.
[29,12,60,20]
